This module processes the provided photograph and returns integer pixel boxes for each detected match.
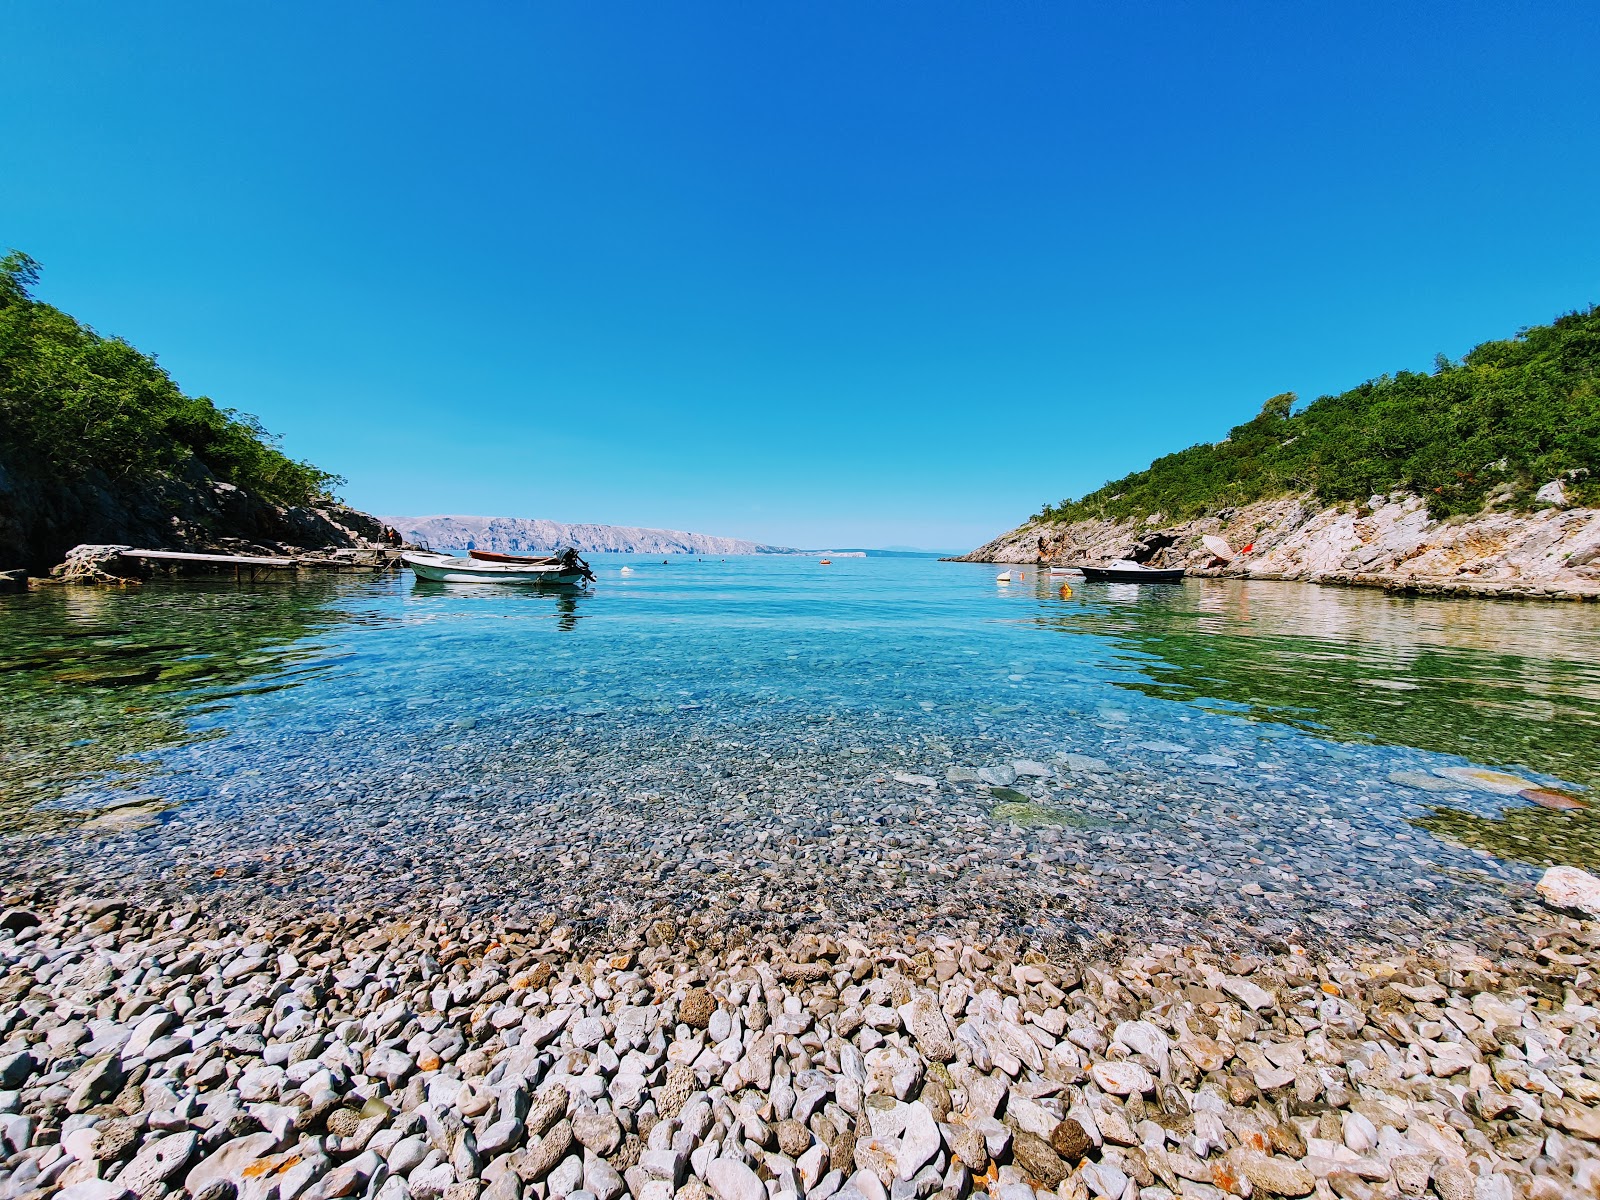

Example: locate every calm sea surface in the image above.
[4,555,1598,948]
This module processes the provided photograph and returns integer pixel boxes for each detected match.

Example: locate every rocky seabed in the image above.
[0,889,1596,1200]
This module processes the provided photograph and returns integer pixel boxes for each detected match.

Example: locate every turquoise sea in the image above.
[4,555,1598,947]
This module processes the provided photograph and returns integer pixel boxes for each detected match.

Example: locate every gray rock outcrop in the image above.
[957,492,1600,600]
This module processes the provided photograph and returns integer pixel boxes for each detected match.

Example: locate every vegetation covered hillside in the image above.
[1040,307,1600,525]
[0,251,342,507]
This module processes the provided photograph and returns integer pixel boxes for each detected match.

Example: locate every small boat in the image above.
[1048,566,1076,577]
[403,549,595,586]
[1079,559,1186,584]
[468,549,562,565]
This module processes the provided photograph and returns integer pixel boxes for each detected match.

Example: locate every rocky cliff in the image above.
[387,514,793,556]
[957,493,1600,600]
[0,458,390,574]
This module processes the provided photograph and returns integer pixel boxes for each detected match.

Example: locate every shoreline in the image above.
[0,881,1596,1200]
[950,495,1600,604]
[939,563,1600,605]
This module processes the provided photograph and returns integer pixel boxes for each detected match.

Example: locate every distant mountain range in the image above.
[385,515,794,556]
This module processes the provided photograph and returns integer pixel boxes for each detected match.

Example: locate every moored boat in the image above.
[1078,559,1186,583]
[403,549,595,586]
[468,549,562,565]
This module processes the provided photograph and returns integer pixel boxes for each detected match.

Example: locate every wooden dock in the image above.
[118,548,404,579]
[121,549,298,568]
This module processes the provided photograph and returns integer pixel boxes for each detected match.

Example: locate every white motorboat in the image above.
[402,550,594,586]
[1078,559,1186,583]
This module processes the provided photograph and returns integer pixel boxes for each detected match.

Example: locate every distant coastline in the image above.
[386,514,795,557]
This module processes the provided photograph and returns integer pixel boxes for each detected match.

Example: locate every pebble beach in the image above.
[0,873,1597,1200]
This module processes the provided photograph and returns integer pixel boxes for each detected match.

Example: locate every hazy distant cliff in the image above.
[386,515,793,556]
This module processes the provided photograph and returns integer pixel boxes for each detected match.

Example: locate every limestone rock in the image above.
[1536,866,1600,916]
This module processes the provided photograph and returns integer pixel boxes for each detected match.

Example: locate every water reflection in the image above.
[407,579,588,630]
[0,580,378,831]
[1033,578,1600,788]
[1028,576,1600,866]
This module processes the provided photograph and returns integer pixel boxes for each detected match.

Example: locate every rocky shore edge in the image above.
[952,496,1600,602]
[1,884,1597,1200]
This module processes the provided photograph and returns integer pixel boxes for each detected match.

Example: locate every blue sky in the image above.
[3,3,1597,550]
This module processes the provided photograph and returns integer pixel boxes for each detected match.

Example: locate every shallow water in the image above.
[4,557,1599,948]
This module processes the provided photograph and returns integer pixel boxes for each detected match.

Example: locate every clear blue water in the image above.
[5,555,1599,948]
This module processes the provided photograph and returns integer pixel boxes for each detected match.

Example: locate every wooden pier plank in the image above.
[120,549,298,568]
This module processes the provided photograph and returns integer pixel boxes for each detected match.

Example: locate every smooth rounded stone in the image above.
[1080,1161,1128,1200]
[572,1111,623,1157]
[388,1136,430,1175]
[638,1148,688,1188]
[58,1183,134,1200]
[548,1154,584,1198]
[583,1158,625,1200]
[1111,1022,1169,1075]
[119,1131,198,1195]
[186,1132,281,1194]
[893,1103,941,1181]
[706,1158,765,1200]
[978,766,1017,788]
[1088,1061,1154,1096]
[410,1163,457,1200]
[63,1126,101,1162]
[1218,977,1275,1011]
[1430,766,1533,794]
[1340,1111,1377,1155]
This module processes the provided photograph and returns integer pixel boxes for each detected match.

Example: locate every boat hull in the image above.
[403,552,590,586]
[1078,566,1186,583]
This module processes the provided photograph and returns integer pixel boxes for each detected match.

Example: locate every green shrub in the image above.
[1040,307,1600,524]
[0,250,343,506]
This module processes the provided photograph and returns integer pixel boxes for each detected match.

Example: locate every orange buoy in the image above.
[819,559,831,565]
